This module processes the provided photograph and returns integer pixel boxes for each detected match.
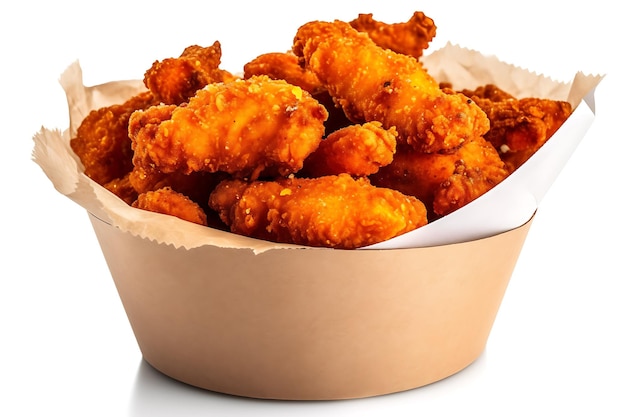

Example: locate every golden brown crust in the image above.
[70,91,159,185]
[243,51,324,95]
[243,51,353,135]
[459,84,573,171]
[143,42,238,105]
[349,11,436,58]
[301,121,397,177]
[103,173,138,205]
[129,75,328,180]
[293,20,490,154]
[132,187,208,226]
[208,174,428,249]
[371,136,509,218]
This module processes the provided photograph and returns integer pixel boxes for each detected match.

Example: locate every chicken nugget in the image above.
[301,121,397,177]
[371,136,509,218]
[243,51,324,95]
[293,20,489,153]
[129,75,328,180]
[459,84,573,171]
[103,173,138,205]
[349,11,437,58]
[132,187,208,226]
[70,91,159,186]
[143,42,237,105]
[208,174,428,249]
[130,162,226,209]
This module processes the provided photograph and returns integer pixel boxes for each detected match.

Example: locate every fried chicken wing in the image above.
[132,187,208,226]
[371,136,509,218]
[458,84,573,171]
[129,75,328,180]
[70,90,159,185]
[143,42,237,105]
[208,173,428,249]
[301,121,397,177]
[349,11,436,58]
[293,20,490,153]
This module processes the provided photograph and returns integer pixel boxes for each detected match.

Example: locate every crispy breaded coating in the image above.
[143,42,237,105]
[129,164,225,197]
[208,174,428,249]
[371,136,509,218]
[243,51,352,134]
[301,121,397,177]
[103,173,138,205]
[243,51,324,95]
[293,20,490,153]
[459,84,515,102]
[128,163,227,218]
[132,187,208,226]
[459,84,573,171]
[70,91,159,185]
[349,11,436,58]
[431,141,509,216]
[129,75,328,180]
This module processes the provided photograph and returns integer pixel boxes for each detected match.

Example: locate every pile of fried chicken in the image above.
[70,12,572,249]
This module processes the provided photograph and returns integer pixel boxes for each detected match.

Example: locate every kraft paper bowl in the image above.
[31,32,601,403]
[88,210,534,400]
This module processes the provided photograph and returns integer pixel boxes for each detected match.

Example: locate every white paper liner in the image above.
[32,43,604,253]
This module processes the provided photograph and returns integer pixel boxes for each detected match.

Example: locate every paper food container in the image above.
[33,42,603,400]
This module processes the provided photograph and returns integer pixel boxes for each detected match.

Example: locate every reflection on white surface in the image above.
[128,355,488,416]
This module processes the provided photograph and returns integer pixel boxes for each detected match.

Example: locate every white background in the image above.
[2,1,624,416]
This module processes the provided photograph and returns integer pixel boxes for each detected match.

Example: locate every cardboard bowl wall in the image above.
[88,210,534,400]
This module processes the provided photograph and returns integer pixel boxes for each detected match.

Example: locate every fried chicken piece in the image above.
[103,173,138,205]
[129,163,227,211]
[129,164,224,196]
[143,42,237,105]
[243,51,324,95]
[129,75,328,180]
[370,136,509,218]
[459,84,573,171]
[208,173,428,249]
[293,20,490,153]
[459,84,515,102]
[128,164,228,228]
[243,51,352,134]
[70,91,159,185]
[301,121,397,177]
[349,11,436,58]
[432,148,509,217]
[132,187,208,226]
